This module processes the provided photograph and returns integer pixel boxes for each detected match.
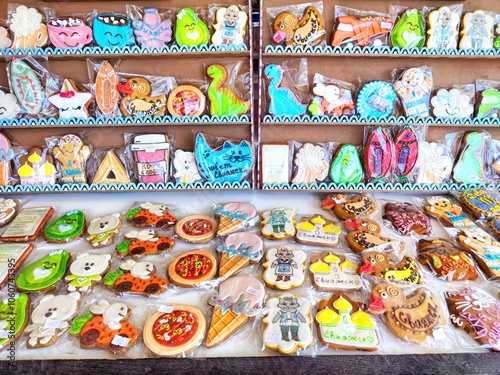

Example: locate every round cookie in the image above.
[175,215,217,243]
[167,85,206,117]
[168,250,217,287]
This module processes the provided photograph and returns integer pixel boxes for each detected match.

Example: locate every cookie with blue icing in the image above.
[491,217,500,239]
[462,189,500,219]
[356,81,397,119]
[265,64,307,117]
[93,14,135,49]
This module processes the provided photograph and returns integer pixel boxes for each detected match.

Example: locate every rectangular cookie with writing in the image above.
[0,206,54,242]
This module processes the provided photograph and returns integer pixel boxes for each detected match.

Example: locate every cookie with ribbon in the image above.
[391,9,425,48]
[206,64,250,116]
[47,17,93,49]
[265,64,307,117]
[10,58,45,115]
[394,67,433,118]
[48,78,93,119]
[117,76,166,117]
[426,6,461,49]
[356,81,396,119]
[93,13,135,49]
[212,5,247,46]
[291,143,328,185]
[175,8,210,47]
[459,10,494,50]
[132,8,172,49]
[272,6,325,47]
[9,5,48,49]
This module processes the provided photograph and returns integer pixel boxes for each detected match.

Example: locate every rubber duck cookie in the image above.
[9,5,48,49]
[265,64,307,117]
[459,10,494,49]
[427,6,461,49]
[47,17,93,49]
[272,6,325,47]
[95,61,120,117]
[212,5,247,46]
[48,79,93,119]
[93,13,135,49]
[132,8,172,49]
[206,64,250,116]
[0,26,12,48]
[10,58,45,116]
[356,81,396,119]
[117,76,166,117]
[0,91,21,119]
[175,8,210,47]
[391,9,425,48]
[394,67,433,118]
[360,252,422,286]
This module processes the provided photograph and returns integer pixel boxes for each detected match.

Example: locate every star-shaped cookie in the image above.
[49,78,93,119]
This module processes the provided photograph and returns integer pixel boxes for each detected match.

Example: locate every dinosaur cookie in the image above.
[261,208,296,240]
[417,238,478,281]
[391,8,425,48]
[216,202,257,237]
[452,132,486,185]
[461,189,500,219]
[427,6,461,49]
[272,6,325,47]
[295,214,341,247]
[52,134,91,184]
[329,144,363,185]
[264,64,307,117]
[344,218,401,254]
[132,8,172,49]
[105,259,168,297]
[127,202,177,228]
[95,60,120,117]
[212,5,248,46]
[168,250,217,287]
[424,196,476,229]
[216,232,263,278]
[43,210,86,243]
[291,143,329,185]
[0,206,54,242]
[9,5,48,49]
[0,198,17,226]
[175,215,217,244]
[167,85,206,117]
[175,8,210,47]
[383,202,432,236]
[321,193,376,220]
[457,228,500,278]
[0,243,33,288]
[206,64,250,116]
[0,293,30,349]
[316,293,379,351]
[360,252,422,286]
[16,250,70,292]
[10,58,45,115]
[48,79,93,119]
[263,294,313,355]
[309,252,362,291]
[70,299,138,354]
[47,17,93,49]
[117,76,166,117]
[86,213,122,248]
[368,283,447,344]
[65,253,111,292]
[262,246,306,290]
[93,13,135,49]
[131,134,171,184]
[115,229,175,258]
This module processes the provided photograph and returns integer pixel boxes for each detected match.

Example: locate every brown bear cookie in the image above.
[321,193,376,220]
[0,198,17,226]
[383,202,431,236]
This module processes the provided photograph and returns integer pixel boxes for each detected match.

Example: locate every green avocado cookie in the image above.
[44,210,86,243]
[16,250,70,292]
[0,293,30,349]
[175,8,210,47]
[391,9,425,49]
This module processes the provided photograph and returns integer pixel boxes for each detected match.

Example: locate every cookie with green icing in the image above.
[390,9,425,49]
[16,250,70,292]
[0,293,30,349]
[175,8,210,47]
[43,210,86,243]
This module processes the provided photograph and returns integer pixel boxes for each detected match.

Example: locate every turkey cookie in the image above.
[261,208,296,240]
[207,64,250,116]
[424,196,476,229]
[360,252,422,286]
[417,238,478,281]
[117,76,166,117]
[427,6,461,49]
[216,202,257,237]
[457,228,500,278]
[93,13,135,49]
[86,213,122,248]
[263,294,313,355]
[0,198,17,226]
[167,85,206,118]
[105,259,168,297]
[262,246,306,290]
[321,193,376,221]
[18,147,56,186]
[48,78,93,120]
[462,189,500,219]
[43,210,86,243]
[295,214,341,247]
[9,5,48,49]
[309,252,362,291]
[115,229,175,258]
[65,253,111,292]
[0,293,30,349]
[25,292,81,349]
[168,250,217,287]
[70,299,138,354]
[175,215,217,244]
[216,232,263,278]
[316,293,379,351]
[127,202,177,228]
[143,304,206,358]
[383,202,432,236]
[0,91,20,119]
[10,58,44,115]
[95,60,120,117]
[0,244,32,288]
[16,250,70,292]
[460,11,494,50]
[368,283,447,344]
[212,5,248,46]
[272,6,325,47]
[52,134,91,184]
[0,206,54,242]
[47,17,93,49]
[175,8,210,47]
[445,287,500,351]
[132,8,172,49]
[291,143,329,185]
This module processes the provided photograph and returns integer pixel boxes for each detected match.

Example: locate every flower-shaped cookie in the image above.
[431,88,473,118]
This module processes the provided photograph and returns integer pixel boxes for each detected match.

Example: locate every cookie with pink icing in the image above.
[216,202,257,237]
[383,202,431,236]
[47,17,93,49]
[216,232,264,278]
[206,275,265,347]
[0,26,12,48]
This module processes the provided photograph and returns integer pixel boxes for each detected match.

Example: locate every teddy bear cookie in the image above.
[0,206,54,242]
[117,76,166,117]
[216,202,257,237]
[359,252,422,287]
[70,299,138,354]
[175,215,218,244]
[86,213,122,248]
[0,198,17,226]
[52,134,91,184]
[424,196,476,229]
[16,250,70,292]
[25,292,81,349]
[48,79,93,120]
[127,202,177,228]
[172,150,202,184]
[262,293,313,355]
[9,5,48,49]
[216,232,263,278]
[212,5,248,46]
[309,252,362,291]
[383,202,432,236]
[262,246,306,290]
[261,208,296,240]
[115,229,175,258]
[43,210,86,243]
[105,259,168,297]
[321,193,376,221]
[168,250,217,287]
[65,253,111,292]
[316,293,379,351]
[457,228,500,278]
[295,214,341,247]
[0,293,30,349]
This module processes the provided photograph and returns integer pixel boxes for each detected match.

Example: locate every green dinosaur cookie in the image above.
[16,250,70,292]
[390,9,425,49]
[44,210,86,243]
[0,293,30,348]
[329,144,363,184]
[175,8,210,47]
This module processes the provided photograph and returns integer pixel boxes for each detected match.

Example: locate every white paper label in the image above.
[337,23,354,32]
[158,305,174,313]
[433,328,446,340]
[44,319,62,329]
[111,334,131,347]
[245,286,258,295]
[0,330,9,338]
[381,22,392,30]
[264,334,281,344]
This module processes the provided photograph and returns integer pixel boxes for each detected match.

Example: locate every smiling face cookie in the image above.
[86,213,122,248]
[65,253,111,292]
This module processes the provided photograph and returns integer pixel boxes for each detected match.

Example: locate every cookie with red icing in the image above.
[383,202,431,236]
[175,215,217,243]
[168,250,217,287]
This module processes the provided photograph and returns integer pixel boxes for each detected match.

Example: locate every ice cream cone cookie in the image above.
[295,214,341,247]
[216,232,264,278]
[175,215,217,244]
[216,202,257,237]
[143,304,206,357]
[168,250,217,287]
[9,5,48,50]
[262,246,306,290]
[206,275,265,347]
[309,252,362,291]
[48,78,93,120]
[261,208,296,240]
[263,294,312,355]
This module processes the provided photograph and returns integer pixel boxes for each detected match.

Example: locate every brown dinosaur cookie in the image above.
[321,193,376,220]
[383,202,431,236]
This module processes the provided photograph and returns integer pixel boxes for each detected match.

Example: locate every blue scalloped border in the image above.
[0,44,248,57]
[264,45,500,57]
[0,114,250,127]
[262,114,500,125]
[261,182,500,191]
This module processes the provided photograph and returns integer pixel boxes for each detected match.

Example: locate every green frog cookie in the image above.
[175,8,210,47]
[0,293,30,349]
[16,250,70,292]
[44,210,86,243]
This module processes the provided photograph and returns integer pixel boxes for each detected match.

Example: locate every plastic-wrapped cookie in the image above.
[309,252,362,291]
[43,210,86,243]
[0,206,54,242]
[383,202,431,236]
[295,214,341,247]
[0,293,30,349]
[0,198,17,226]
[321,193,376,220]
[261,208,296,240]
[168,250,217,287]
[16,250,70,292]
[262,246,306,290]
[175,215,217,243]
[359,251,422,286]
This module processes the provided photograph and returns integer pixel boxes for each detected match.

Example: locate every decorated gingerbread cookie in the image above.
[364,127,392,182]
[316,293,379,351]
[175,8,210,47]
[415,141,453,185]
[65,253,111,292]
[272,6,325,47]
[462,189,500,219]
[431,88,474,118]
[207,64,250,117]
[16,250,70,292]
[452,132,486,185]
[424,196,476,228]
[490,217,500,239]
[216,202,257,237]
[321,193,376,220]
[43,210,86,243]
[309,252,362,291]
[86,213,122,248]
[263,294,313,355]
[0,293,30,349]
[308,82,355,117]
[393,126,419,184]
[261,208,296,240]
[360,252,422,286]
[167,250,217,287]
[52,134,91,184]
[10,58,45,115]
[47,17,93,49]
[262,246,306,290]
[391,9,425,48]
[460,10,494,49]
[0,198,17,226]
[9,5,48,49]
[172,149,202,184]
[265,64,307,117]
[427,6,461,49]
[457,228,500,278]
[477,89,500,118]
[212,5,247,46]
[127,202,177,228]
[356,82,396,119]
[132,8,172,49]
[25,292,81,349]
[143,304,206,357]
[329,144,363,184]
[175,215,217,244]
[93,151,131,185]
[295,214,341,247]
[216,232,263,278]
[383,202,432,236]
[95,60,120,117]
[93,13,135,49]
[18,147,56,186]
[131,134,171,184]
[331,14,393,47]
[0,91,21,120]
[70,299,138,354]
[0,26,12,49]
[394,67,433,118]
[115,229,175,258]
[117,76,166,117]
[291,143,329,185]
[368,283,446,344]
[167,86,206,118]
[0,243,32,288]
[105,259,168,297]
[0,206,54,242]
[345,218,401,254]
[48,79,93,119]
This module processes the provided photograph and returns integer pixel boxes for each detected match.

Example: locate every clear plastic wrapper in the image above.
[214,201,258,237]
[0,87,21,120]
[0,197,21,227]
[329,143,363,185]
[91,10,135,49]
[88,148,132,186]
[124,201,178,229]
[331,6,394,48]
[321,192,378,221]
[489,139,500,181]
[308,251,362,291]
[0,131,16,186]
[0,20,13,48]
[356,81,398,119]
[172,148,204,185]
[0,206,54,242]
[290,141,332,185]
[475,79,500,119]
[15,145,57,186]
[381,200,432,237]
[85,212,122,249]
[431,84,475,119]
[390,6,426,49]
[65,252,112,293]
[174,7,210,47]
[363,126,393,183]
[46,75,94,120]
[423,4,463,49]
[422,195,477,230]
[308,73,356,117]
[87,59,121,118]
[114,226,175,259]
[267,1,326,47]
[166,79,208,118]
[209,3,249,47]
[393,66,433,118]
[414,140,453,185]
[294,213,342,247]
[260,143,292,185]
[167,248,217,288]
[127,5,173,50]
[262,244,307,290]
[391,125,427,184]
[44,8,93,49]
[41,208,87,244]
[459,10,496,50]
[7,4,49,50]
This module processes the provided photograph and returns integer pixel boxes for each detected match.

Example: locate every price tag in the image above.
[264,334,281,344]
[44,319,62,329]
[245,286,258,295]
[158,305,174,313]
[111,335,131,347]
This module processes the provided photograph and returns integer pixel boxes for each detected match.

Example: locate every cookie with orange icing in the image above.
[175,215,217,243]
[168,250,217,287]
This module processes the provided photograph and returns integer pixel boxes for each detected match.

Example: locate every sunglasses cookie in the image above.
[309,252,362,291]
[86,213,122,248]
[272,6,325,47]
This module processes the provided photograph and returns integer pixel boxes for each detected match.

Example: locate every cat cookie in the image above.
[261,208,296,240]
[262,246,306,290]
[424,196,476,228]
[16,250,70,292]
[48,78,93,119]
[295,214,341,247]
[360,252,422,287]
[175,215,217,244]
[132,8,172,49]
[43,210,86,243]
[309,252,362,291]
[117,76,166,117]
[168,250,217,287]
[321,193,376,220]
[9,5,48,49]
[383,202,432,236]
[115,229,175,258]
[52,134,91,184]
[47,17,93,49]
[212,5,247,46]
[86,213,122,248]
[65,253,111,292]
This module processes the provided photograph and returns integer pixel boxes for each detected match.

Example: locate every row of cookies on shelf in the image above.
[266,2,500,50]
[1,57,250,121]
[0,4,249,51]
